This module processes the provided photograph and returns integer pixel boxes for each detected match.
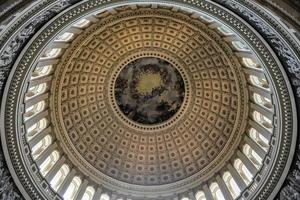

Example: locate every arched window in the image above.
[31,135,52,159]
[243,144,262,168]
[82,186,95,200]
[55,32,74,42]
[31,65,52,79]
[26,83,47,98]
[24,101,45,119]
[253,93,272,109]
[41,48,61,59]
[253,111,272,129]
[200,15,214,22]
[73,19,90,28]
[100,194,110,200]
[50,164,70,191]
[249,128,269,150]
[217,26,233,35]
[195,191,206,200]
[249,75,268,88]
[63,176,81,200]
[232,41,250,51]
[223,172,241,198]
[242,58,260,69]
[39,150,59,176]
[26,118,48,140]
[234,159,253,185]
[210,182,225,200]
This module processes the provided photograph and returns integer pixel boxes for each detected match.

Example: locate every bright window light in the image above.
[223,172,241,198]
[243,144,263,168]
[195,191,206,200]
[31,65,52,79]
[234,159,253,185]
[217,26,233,35]
[200,15,214,23]
[55,32,74,42]
[39,150,59,176]
[242,58,260,68]
[50,164,70,191]
[232,41,250,51]
[100,194,110,200]
[63,176,81,200]
[31,135,52,159]
[82,186,95,200]
[26,118,48,140]
[41,48,61,59]
[249,128,269,150]
[210,182,225,200]
[73,19,90,28]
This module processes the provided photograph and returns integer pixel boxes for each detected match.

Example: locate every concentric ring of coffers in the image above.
[51,6,247,187]
[0,1,296,200]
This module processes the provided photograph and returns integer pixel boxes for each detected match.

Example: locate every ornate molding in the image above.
[0,149,22,200]
[0,0,299,199]
[0,0,71,99]
[215,0,300,199]
[0,0,76,199]
[278,147,300,199]
[50,7,248,191]
[217,0,300,96]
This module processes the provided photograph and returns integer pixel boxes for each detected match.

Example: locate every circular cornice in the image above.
[0,0,298,200]
[50,6,247,190]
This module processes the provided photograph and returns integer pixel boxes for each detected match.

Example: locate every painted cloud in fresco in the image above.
[115,57,185,124]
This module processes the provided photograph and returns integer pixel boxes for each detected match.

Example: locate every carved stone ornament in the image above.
[214,1,300,199]
[0,0,299,199]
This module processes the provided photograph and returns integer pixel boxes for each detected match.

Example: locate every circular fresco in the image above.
[115,57,185,125]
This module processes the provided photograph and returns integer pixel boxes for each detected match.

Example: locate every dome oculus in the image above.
[114,57,185,125]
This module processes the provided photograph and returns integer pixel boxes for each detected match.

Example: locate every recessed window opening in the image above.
[50,164,70,191]
[242,58,261,69]
[253,111,272,129]
[249,75,268,88]
[73,19,90,28]
[55,32,74,42]
[223,172,241,198]
[24,101,45,119]
[195,191,206,200]
[39,150,59,176]
[41,48,62,59]
[249,128,269,150]
[234,159,253,185]
[243,144,262,169]
[217,26,233,35]
[210,182,225,200]
[200,15,214,23]
[63,176,82,200]
[253,93,272,109]
[232,41,250,51]
[31,135,52,159]
[26,118,48,140]
[100,193,110,200]
[31,65,53,79]
[82,186,95,200]
[26,83,47,99]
